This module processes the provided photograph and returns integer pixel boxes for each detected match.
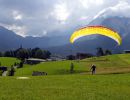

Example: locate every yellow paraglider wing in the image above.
[70,26,122,45]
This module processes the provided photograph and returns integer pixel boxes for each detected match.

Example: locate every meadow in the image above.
[0,74,130,100]
[0,54,130,100]
[0,57,20,67]
[15,54,130,76]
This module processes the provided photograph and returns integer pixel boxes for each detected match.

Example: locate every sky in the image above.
[0,0,130,37]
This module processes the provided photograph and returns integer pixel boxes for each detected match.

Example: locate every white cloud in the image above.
[8,25,27,37]
[79,0,104,8]
[93,1,130,19]
[32,30,47,37]
[14,15,23,20]
[80,16,88,20]
[42,30,47,36]
[51,2,70,22]
[12,10,23,20]
[0,23,27,37]
[1,0,130,37]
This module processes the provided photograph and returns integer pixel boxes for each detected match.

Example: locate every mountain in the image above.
[89,16,130,51]
[1,16,130,55]
[0,26,70,51]
[48,16,130,55]
[0,26,23,51]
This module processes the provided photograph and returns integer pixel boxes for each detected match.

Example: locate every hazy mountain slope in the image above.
[0,26,70,51]
[0,16,130,55]
[48,16,130,55]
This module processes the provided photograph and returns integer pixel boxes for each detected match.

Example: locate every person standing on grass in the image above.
[70,62,74,73]
[91,64,96,75]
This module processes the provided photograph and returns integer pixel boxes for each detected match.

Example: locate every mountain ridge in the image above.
[0,16,130,55]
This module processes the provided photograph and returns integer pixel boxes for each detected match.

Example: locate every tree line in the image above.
[67,47,112,60]
[96,47,112,56]
[0,47,51,60]
[0,47,111,60]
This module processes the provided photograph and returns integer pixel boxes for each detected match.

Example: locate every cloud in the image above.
[94,1,130,19]
[0,23,27,37]
[8,25,27,37]
[51,2,70,22]
[80,16,88,20]
[0,0,130,37]
[79,0,104,8]
[12,10,23,20]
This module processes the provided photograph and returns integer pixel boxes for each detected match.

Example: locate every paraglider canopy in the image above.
[70,26,122,45]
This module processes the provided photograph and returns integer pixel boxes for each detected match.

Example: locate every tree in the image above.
[31,47,41,58]
[0,52,3,57]
[32,48,51,59]
[8,66,15,76]
[35,49,44,59]
[2,47,51,59]
[42,50,51,59]
[66,55,75,60]
[27,48,32,58]
[105,49,112,55]
[96,47,104,56]
[16,48,29,60]
[19,61,24,68]
[4,51,12,57]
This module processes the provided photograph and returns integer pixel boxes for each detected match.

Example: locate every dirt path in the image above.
[2,71,8,76]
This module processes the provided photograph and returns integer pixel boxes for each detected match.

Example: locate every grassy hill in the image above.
[0,57,20,67]
[15,54,130,76]
[0,54,130,100]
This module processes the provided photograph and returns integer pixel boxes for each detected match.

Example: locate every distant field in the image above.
[0,74,130,100]
[0,57,20,67]
[15,54,130,76]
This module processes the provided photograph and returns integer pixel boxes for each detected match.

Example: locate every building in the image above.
[76,53,93,60]
[25,58,46,65]
[0,66,7,72]
[123,50,130,53]
[49,55,66,61]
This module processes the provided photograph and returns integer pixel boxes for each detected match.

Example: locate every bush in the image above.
[0,70,3,76]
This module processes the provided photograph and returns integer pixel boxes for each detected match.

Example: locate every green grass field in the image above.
[0,57,20,67]
[0,54,130,100]
[1,74,130,100]
[15,54,130,76]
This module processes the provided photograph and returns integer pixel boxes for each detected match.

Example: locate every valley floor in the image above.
[1,54,130,100]
[0,74,130,100]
